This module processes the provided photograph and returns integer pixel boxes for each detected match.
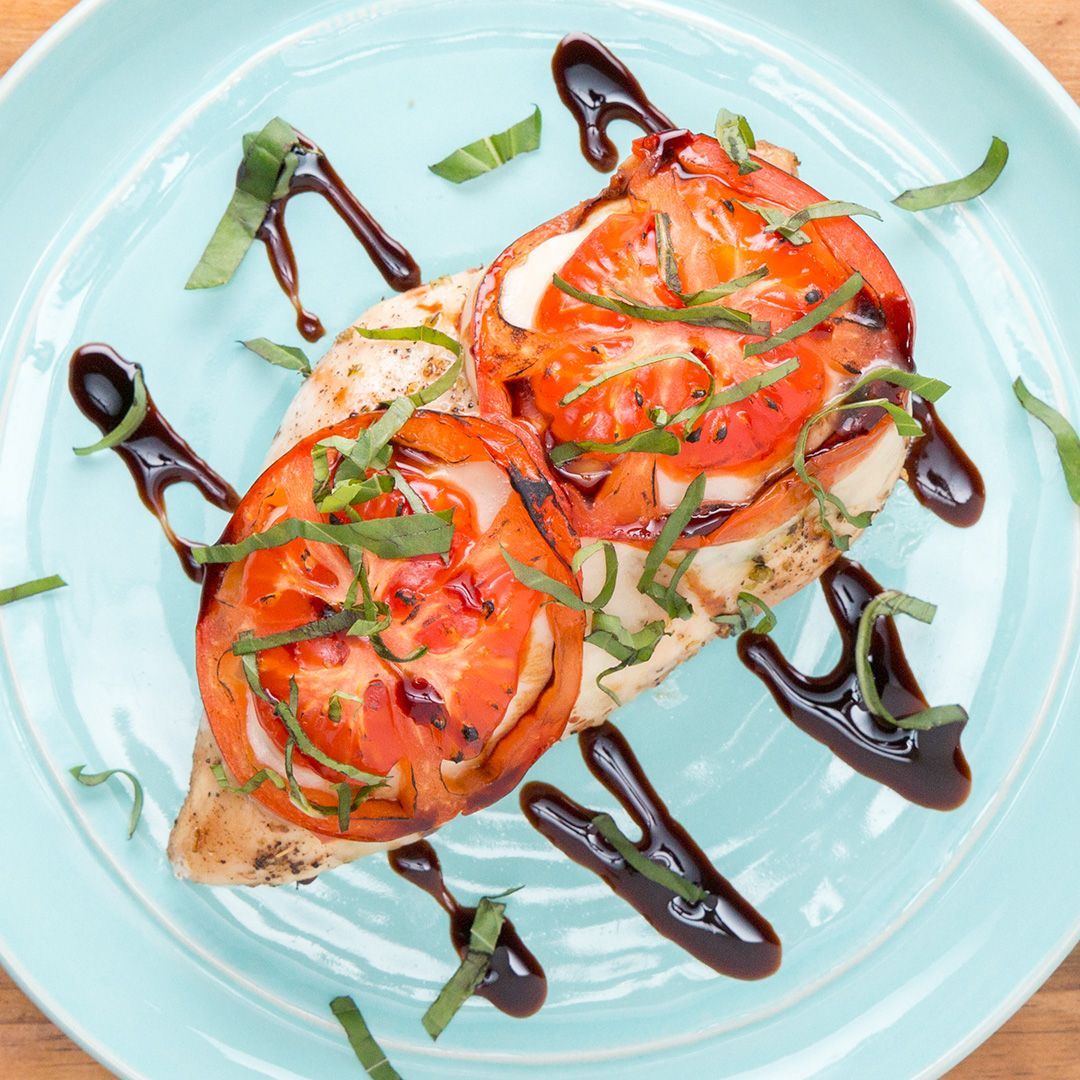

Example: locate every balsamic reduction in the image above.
[551,33,674,171]
[388,840,547,1017]
[905,396,985,528]
[738,558,971,811]
[256,141,420,342]
[68,344,239,582]
[521,723,781,980]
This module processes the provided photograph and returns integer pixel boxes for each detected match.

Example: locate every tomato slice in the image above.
[196,411,584,842]
[467,130,915,542]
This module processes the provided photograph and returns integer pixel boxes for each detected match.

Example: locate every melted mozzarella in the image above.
[424,461,509,534]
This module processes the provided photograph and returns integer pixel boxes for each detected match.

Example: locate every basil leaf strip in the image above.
[654,211,683,295]
[549,425,680,466]
[668,357,801,434]
[715,108,761,175]
[793,366,950,549]
[429,106,542,184]
[210,763,286,796]
[855,591,968,729]
[0,574,67,606]
[317,472,396,515]
[893,136,1009,212]
[330,996,402,1080]
[744,272,863,357]
[637,473,705,619]
[682,265,769,307]
[69,765,144,839]
[713,591,777,634]
[242,338,312,376]
[349,555,427,662]
[501,545,613,612]
[73,367,148,455]
[592,813,708,902]
[186,116,299,289]
[352,325,464,406]
[422,895,508,1039]
[1013,377,1080,505]
[741,200,882,246]
[231,609,362,654]
[559,351,710,407]
[553,274,771,336]
[190,509,454,565]
[586,611,667,706]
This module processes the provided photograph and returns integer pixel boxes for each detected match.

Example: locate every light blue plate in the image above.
[1,1,1078,1076]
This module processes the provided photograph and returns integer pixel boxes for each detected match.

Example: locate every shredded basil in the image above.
[231,610,362,654]
[501,544,614,612]
[591,813,708,902]
[682,266,769,307]
[422,895,508,1039]
[793,366,950,549]
[330,996,402,1080]
[73,367,148,455]
[654,211,683,295]
[0,574,67,606]
[559,352,706,408]
[553,274,770,336]
[1013,377,1080,505]
[186,116,300,289]
[586,611,667,706]
[241,338,312,376]
[210,763,286,795]
[893,136,1009,212]
[69,765,144,839]
[349,555,427,662]
[353,325,464,406]
[744,273,864,357]
[429,106,542,184]
[637,474,704,619]
[714,108,761,175]
[855,591,968,729]
[191,509,454,565]
[549,426,680,466]
[740,200,882,246]
[713,591,777,635]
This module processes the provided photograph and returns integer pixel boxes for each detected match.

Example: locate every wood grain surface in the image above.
[0,1,1077,1076]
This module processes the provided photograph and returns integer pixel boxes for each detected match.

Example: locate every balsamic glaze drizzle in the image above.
[551,33,674,171]
[388,840,547,1017]
[905,396,985,528]
[256,140,421,342]
[521,723,781,980]
[68,344,239,582]
[738,558,971,811]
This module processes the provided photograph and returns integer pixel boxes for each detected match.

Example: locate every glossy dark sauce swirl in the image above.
[256,139,420,342]
[552,33,673,171]
[68,344,239,581]
[904,396,985,528]
[388,840,546,1017]
[739,558,971,810]
[522,723,781,980]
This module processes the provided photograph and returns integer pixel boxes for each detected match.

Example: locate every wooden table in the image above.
[1,1,1077,1076]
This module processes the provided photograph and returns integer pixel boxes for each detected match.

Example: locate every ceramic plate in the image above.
[1,1,1078,1076]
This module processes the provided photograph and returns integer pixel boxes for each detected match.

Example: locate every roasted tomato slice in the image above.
[467,130,915,542]
[196,411,584,843]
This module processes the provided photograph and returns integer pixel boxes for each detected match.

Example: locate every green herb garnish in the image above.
[548,426,680,466]
[740,200,882,246]
[190,509,454,565]
[422,895,508,1040]
[855,591,968,729]
[0,575,67,606]
[637,473,704,620]
[681,266,770,307]
[712,591,777,635]
[231,610,363,654]
[559,352,708,407]
[714,108,761,175]
[429,106,542,184]
[1013,377,1080,505]
[893,136,1009,212]
[69,765,144,839]
[792,366,950,550]
[586,611,667,706]
[186,116,300,289]
[73,367,148,456]
[353,324,464,406]
[210,763,286,796]
[591,812,708,902]
[744,272,864,357]
[653,211,683,295]
[553,274,770,336]
[330,996,402,1080]
[501,541,615,612]
[242,338,312,376]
